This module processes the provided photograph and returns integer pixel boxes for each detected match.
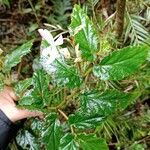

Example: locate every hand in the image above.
[0,87,43,123]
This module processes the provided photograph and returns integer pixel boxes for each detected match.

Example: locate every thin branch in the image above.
[58,109,68,120]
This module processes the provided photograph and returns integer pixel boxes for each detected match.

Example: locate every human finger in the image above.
[5,87,18,101]
[17,109,44,120]
[0,91,15,105]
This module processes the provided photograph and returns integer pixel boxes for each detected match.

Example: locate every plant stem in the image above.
[58,109,68,120]
[57,109,76,135]
[70,125,75,135]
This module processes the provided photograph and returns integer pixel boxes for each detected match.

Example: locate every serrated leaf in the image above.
[59,134,78,150]
[42,113,62,150]
[4,40,33,72]
[93,45,149,80]
[19,69,50,109]
[16,129,39,150]
[69,90,136,129]
[14,78,32,98]
[80,90,134,115]
[53,60,81,89]
[69,5,99,61]
[32,69,50,106]
[69,112,105,129]
[77,134,109,150]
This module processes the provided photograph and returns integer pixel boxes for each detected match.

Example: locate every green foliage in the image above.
[48,0,72,28]
[19,69,50,110]
[124,12,150,45]
[69,90,136,129]
[16,129,39,150]
[77,134,108,150]
[59,133,109,150]
[1,3,150,150]
[93,45,148,80]
[3,40,33,73]
[59,134,78,150]
[53,60,81,89]
[69,111,105,129]
[42,113,62,150]
[69,5,99,61]
[0,0,11,7]
[14,78,32,98]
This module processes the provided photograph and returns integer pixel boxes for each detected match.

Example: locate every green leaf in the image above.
[16,129,39,150]
[53,60,81,89]
[18,89,42,110]
[69,112,105,129]
[80,90,134,115]
[42,113,62,150]
[129,142,147,150]
[93,45,148,80]
[4,40,33,72]
[69,5,99,61]
[19,69,50,109]
[14,78,32,98]
[32,69,50,106]
[125,14,150,45]
[30,118,43,136]
[69,90,136,129]
[59,134,78,150]
[48,0,72,28]
[77,134,109,150]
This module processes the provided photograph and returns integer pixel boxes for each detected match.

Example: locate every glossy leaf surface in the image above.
[14,78,32,98]
[42,113,62,150]
[59,134,78,150]
[69,112,105,129]
[69,5,99,61]
[80,90,134,115]
[4,40,33,72]
[16,129,39,150]
[19,69,50,109]
[53,60,81,89]
[69,90,135,129]
[93,45,148,80]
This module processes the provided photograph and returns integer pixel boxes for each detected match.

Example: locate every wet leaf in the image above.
[69,90,135,129]
[16,129,39,150]
[80,90,134,115]
[42,113,62,150]
[4,40,33,73]
[93,45,148,80]
[69,112,105,129]
[69,5,99,61]
[59,134,78,150]
[19,69,50,109]
[14,78,32,98]
[53,60,81,89]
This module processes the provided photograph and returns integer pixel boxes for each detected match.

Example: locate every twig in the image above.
[58,109,68,120]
